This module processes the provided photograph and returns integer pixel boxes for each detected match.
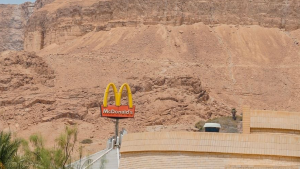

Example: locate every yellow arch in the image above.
[118,83,133,108]
[103,83,118,107]
[103,83,133,108]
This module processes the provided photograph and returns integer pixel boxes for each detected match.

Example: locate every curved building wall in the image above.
[120,132,300,169]
[120,152,300,169]
[243,106,300,135]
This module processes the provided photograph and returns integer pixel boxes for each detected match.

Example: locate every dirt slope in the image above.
[38,23,300,111]
[25,0,300,51]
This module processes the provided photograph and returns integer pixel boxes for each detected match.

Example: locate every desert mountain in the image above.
[1,0,300,155]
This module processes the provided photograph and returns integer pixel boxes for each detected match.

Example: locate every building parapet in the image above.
[243,106,300,135]
[121,132,300,158]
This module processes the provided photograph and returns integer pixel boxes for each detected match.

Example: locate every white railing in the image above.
[67,129,127,169]
[82,139,115,169]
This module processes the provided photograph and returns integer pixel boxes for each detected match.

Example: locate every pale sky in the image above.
[0,0,35,4]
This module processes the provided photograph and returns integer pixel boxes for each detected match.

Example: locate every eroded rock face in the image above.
[126,76,218,126]
[0,51,225,151]
[0,51,55,92]
[34,0,55,10]
[24,0,300,52]
[0,3,34,52]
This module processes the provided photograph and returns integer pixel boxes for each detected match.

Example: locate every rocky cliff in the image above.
[2,0,300,155]
[0,3,34,52]
[25,0,300,51]
[34,0,55,10]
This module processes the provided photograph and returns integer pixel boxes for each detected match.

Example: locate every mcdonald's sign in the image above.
[101,83,135,118]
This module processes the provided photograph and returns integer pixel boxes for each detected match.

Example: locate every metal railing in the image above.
[67,129,127,169]
[82,138,115,169]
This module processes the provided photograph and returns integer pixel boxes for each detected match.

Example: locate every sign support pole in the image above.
[115,118,119,146]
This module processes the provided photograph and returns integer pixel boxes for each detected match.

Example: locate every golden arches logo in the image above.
[101,83,135,118]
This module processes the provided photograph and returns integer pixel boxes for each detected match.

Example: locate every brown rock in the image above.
[67,120,76,125]
[42,116,53,122]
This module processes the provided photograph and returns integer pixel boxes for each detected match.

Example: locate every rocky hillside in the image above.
[25,0,300,51]
[34,0,55,10]
[0,3,34,52]
[1,0,300,155]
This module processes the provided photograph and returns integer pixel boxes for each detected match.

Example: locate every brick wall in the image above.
[119,107,300,169]
[226,165,299,169]
[244,107,300,135]
[121,132,300,158]
[120,152,300,169]
[251,128,300,135]
[243,106,251,134]
[250,110,300,131]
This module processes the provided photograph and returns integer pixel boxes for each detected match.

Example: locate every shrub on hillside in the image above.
[80,139,93,144]
[22,126,78,169]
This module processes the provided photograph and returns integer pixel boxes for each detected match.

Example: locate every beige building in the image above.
[119,106,300,169]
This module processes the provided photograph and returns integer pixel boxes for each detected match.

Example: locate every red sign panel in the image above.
[101,105,135,118]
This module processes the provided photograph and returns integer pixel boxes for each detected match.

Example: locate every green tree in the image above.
[23,126,78,169]
[56,126,78,168]
[0,131,26,169]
